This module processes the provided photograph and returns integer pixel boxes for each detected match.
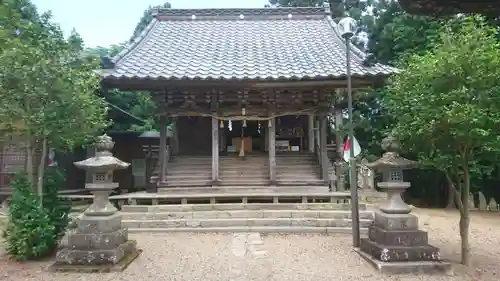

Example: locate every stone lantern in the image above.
[51,134,141,272]
[357,135,451,274]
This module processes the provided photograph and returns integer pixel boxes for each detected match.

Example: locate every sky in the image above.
[32,0,270,48]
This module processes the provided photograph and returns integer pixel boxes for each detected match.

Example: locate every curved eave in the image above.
[101,71,394,82]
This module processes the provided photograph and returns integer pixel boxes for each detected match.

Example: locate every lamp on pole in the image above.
[337,16,361,248]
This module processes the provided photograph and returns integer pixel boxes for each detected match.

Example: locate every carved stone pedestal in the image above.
[49,135,141,273]
[358,211,451,274]
[356,136,452,275]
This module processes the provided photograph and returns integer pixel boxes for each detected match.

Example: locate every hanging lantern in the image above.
[243,120,247,127]
[220,120,224,128]
[268,119,272,127]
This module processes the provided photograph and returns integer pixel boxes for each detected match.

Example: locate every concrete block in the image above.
[368,225,428,246]
[360,238,441,262]
[67,228,128,250]
[56,240,137,265]
[263,210,292,218]
[78,213,122,234]
[374,211,419,231]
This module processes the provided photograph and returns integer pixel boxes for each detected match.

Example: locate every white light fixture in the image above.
[239,14,245,19]
[220,120,224,128]
[337,17,358,39]
[191,15,196,20]
[288,14,292,19]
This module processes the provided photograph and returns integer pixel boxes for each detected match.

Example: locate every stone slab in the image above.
[77,213,122,234]
[374,211,419,231]
[368,225,428,246]
[49,249,142,273]
[56,240,137,265]
[360,238,441,262]
[355,248,453,275]
[67,228,128,250]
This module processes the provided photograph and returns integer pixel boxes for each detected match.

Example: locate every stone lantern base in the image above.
[49,213,142,273]
[356,211,452,274]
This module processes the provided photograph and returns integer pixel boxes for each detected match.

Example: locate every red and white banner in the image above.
[343,136,361,162]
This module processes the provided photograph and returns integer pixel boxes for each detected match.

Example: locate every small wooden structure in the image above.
[100,4,396,192]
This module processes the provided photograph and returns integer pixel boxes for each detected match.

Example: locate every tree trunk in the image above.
[446,182,456,208]
[460,166,471,266]
[36,138,48,206]
[25,138,34,184]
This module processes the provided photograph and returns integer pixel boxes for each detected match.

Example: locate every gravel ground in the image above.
[0,209,499,281]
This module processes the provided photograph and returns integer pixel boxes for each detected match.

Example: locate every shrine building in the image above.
[100,4,395,192]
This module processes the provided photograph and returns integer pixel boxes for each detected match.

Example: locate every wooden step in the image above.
[218,179,269,186]
[157,186,330,194]
[161,180,213,187]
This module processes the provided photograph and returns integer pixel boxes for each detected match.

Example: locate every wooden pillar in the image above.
[334,107,345,191]
[268,118,276,184]
[308,113,315,153]
[212,117,219,183]
[159,115,167,183]
[172,117,179,155]
[319,113,329,182]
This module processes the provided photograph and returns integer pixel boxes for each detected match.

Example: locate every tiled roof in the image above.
[102,6,396,81]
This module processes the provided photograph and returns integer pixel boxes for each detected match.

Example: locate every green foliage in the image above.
[386,16,500,173]
[0,0,110,151]
[43,167,71,240]
[366,1,444,65]
[2,173,55,261]
[131,2,171,41]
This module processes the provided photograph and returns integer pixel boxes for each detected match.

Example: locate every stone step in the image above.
[128,226,369,234]
[120,210,374,220]
[122,218,374,228]
[121,203,365,213]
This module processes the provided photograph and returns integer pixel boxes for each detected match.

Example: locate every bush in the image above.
[2,172,55,261]
[43,167,71,241]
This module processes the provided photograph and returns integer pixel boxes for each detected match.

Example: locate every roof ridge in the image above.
[152,7,328,20]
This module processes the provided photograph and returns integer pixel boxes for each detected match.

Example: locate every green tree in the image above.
[0,1,109,199]
[131,2,171,41]
[384,16,500,265]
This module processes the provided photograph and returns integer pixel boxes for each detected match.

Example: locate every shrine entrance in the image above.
[222,120,264,154]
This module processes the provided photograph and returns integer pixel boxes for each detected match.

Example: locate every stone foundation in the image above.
[358,210,451,274]
[52,213,140,271]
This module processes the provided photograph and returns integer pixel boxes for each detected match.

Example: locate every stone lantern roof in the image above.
[74,134,130,172]
[365,135,416,171]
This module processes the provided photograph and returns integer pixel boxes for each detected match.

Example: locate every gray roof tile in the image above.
[103,7,396,81]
